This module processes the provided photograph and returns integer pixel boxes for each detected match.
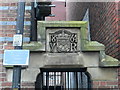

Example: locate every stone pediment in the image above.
[23,21,120,67]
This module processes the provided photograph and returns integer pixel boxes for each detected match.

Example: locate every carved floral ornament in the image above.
[49,30,78,53]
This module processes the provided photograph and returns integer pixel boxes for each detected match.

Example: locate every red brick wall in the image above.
[0,2,32,89]
[0,2,66,89]
[66,2,120,89]
[93,80,118,88]
[118,2,120,87]
[88,2,120,89]
[92,68,119,89]
[118,1,120,88]
[89,2,120,59]
[88,2,120,88]
[118,2,120,61]
[67,2,120,59]
[118,68,120,88]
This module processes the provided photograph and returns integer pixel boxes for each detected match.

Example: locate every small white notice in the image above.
[13,34,22,46]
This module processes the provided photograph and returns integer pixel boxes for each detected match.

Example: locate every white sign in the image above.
[3,50,30,66]
[13,34,22,46]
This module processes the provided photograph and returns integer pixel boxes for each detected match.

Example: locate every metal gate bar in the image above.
[54,72,55,90]
[42,72,90,89]
[35,67,91,90]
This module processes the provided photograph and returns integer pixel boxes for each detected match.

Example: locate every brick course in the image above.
[0,2,31,89]
[93,81,118,89]
[89,2,120,59]
[67,2,120,59]
[89,2,120,88]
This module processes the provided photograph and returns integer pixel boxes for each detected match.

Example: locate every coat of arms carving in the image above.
[49,30,78,53]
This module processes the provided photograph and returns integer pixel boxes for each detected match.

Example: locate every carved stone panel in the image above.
[46,28,81,53]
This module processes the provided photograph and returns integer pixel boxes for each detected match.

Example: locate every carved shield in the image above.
[57,39,71,52]
[49,30,78,53]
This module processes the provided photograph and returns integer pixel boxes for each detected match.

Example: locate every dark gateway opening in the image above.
[35,66,92,90]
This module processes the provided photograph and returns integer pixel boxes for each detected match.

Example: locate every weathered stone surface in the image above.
[6,52,118,82]
[6,21,120,83]
[23,41,45,51]
[44,53,83,66]
[46,28,81,52]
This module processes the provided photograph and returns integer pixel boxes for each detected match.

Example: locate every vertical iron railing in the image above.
[35,67,92,90]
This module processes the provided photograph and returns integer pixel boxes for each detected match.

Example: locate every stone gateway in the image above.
[5,21,120,89]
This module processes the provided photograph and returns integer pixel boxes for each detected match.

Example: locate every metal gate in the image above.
[35,67,92,90]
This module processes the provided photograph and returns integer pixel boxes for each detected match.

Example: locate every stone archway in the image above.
[35,65,92,90]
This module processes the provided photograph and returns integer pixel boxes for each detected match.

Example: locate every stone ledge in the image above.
[82,41,105,51]
[82,41,120,67]
[43,65,84,69]
[23,41,45,51]
[100,55,120,67]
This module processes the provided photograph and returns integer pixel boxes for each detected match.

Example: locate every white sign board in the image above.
[13,34,22,46]
[3,50,30,66]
